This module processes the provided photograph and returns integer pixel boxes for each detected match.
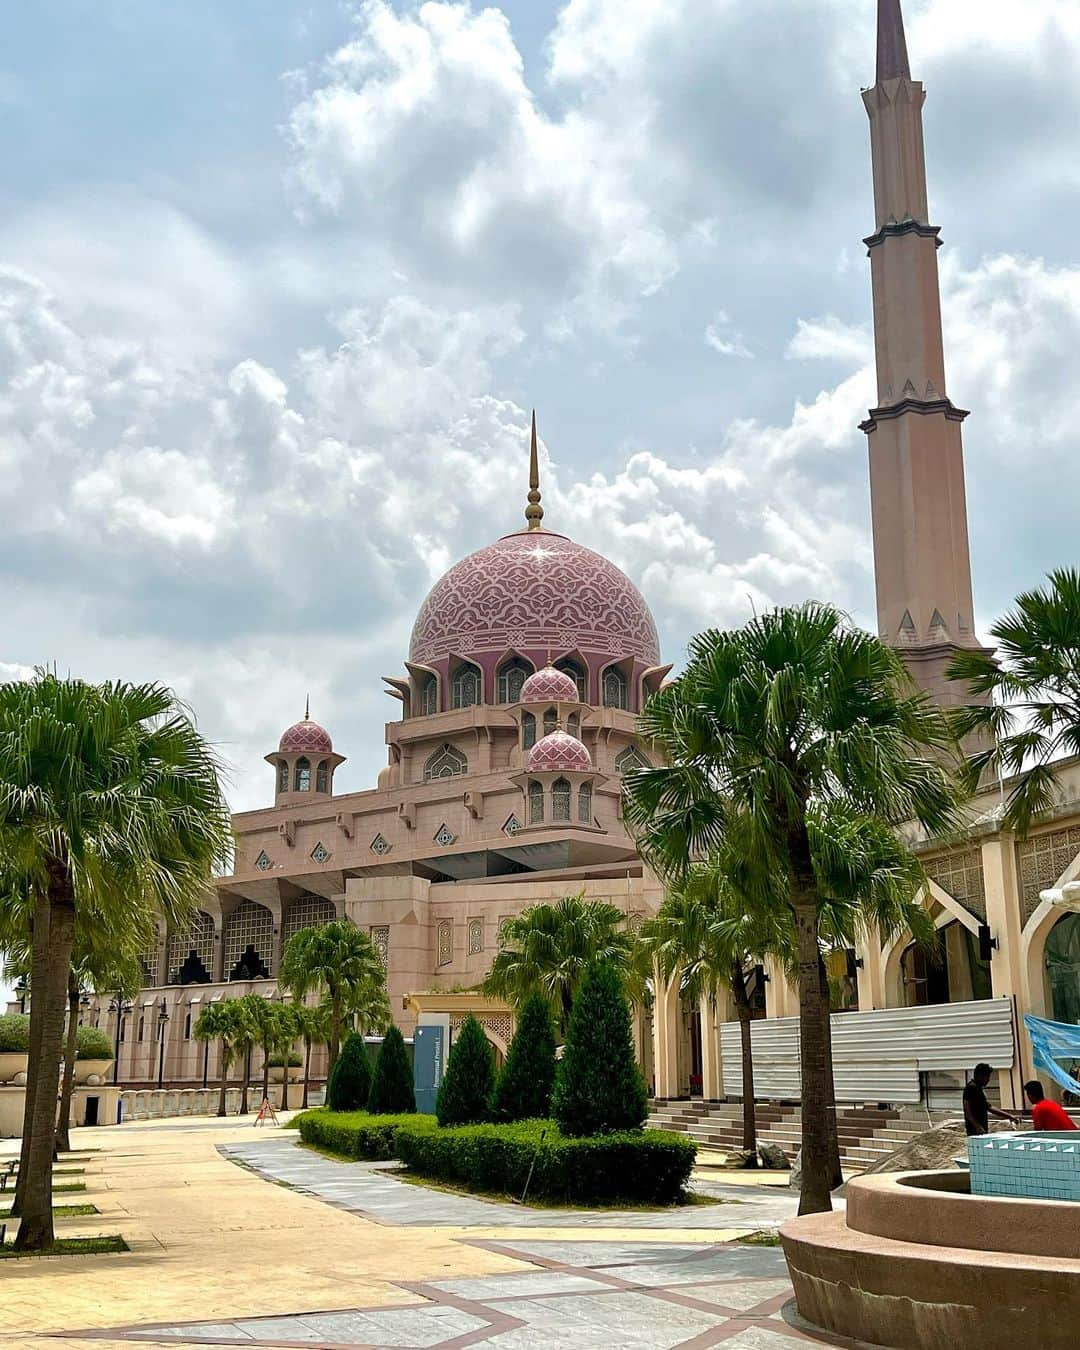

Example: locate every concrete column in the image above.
[855,938,885,1011]
[981,834,1026,1111]
[651,972,682,1099]
[699,1000,723,1101]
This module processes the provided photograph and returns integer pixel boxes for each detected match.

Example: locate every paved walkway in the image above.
[1,1118,864,1350]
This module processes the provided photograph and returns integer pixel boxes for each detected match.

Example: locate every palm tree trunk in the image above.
[302,1037,311,1109]
[239,1047,251,1115]
[818,956,843,1190]
[792,901,833,1217]
[15,872,77,1251]
[56,975,80,1153]
[730,961,758,1162]
[327,991,341,1076]
[261,1041,270,1106]
[217,1042,228,1117]
[12,898,49,1219]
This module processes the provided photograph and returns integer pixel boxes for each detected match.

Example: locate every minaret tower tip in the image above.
[862,0,987,710]
[525,409,544,531]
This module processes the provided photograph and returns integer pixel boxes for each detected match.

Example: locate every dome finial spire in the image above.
[877,0,911,83]
[305,692,310,720]
[525,409,544,531]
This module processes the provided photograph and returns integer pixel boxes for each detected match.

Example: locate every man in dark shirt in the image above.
[963,1062,1019,1135]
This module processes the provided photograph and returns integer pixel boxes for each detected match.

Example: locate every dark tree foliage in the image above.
[436,1015,494,1126]
[490,993,556,1122]
[367,1023,416,1115]
[552,962,647,1137]
[326,1031,371,1111]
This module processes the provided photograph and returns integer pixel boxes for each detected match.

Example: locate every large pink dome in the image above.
[409,530,660,668]
[526,728,592,773]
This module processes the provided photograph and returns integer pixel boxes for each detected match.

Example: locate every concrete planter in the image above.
[0,1052,28,1083]
[74,1059,114,1085]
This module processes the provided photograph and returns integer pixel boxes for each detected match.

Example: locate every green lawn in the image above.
[0,1235,127,1259]
[0,1203,98,1219]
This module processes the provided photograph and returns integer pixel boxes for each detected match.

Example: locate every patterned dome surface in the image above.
[520,665,579,703]
[409,530,660,667]
[279,719,333,754]
[526,728,592,773]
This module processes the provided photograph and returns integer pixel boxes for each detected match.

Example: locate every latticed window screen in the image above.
[315,761,329,793]
[452,664,481,709]
[555,659,587,701]
[924,849,987,921]
[139,933,162,984]
[166,912,215,984]
[543,707,557,736]
[602,667,628,710]
[552,777,571,822]
[578,781,593,824]
[424,743,468,781]
[223,900,274,978]
[615,745,650,774]
[1018,825,1080,922]
[521,712,536,749]
[418,676,438,716]
[529,779,544,824]
[497,660,530,704]
[281,895,336,946]
[277,761,288,794]
[294,757,311,791]
[567,713,580,736]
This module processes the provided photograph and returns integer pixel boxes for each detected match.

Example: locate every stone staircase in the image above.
[649,1099,949,1171]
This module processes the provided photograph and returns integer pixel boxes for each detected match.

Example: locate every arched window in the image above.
[578,780,593,824]
[418,675,438,716]
[497,659,531,704]
[282,894,337,946]
[555,658,587,701]
[277,761,288,794]
[602,667,628,710]
[615,745,650,774]
[543,707,557,736]
[452,663,481,709]
[315,760,329,793]
[424,743,468,781]
[223,900,274,980]
[528,779,544,824]
[521,712,536,750]
[552,777,571,822]
[900,920,990,1007]
[1047,913,1080,1025]
[294,757,311,791]
[566,713,580,737]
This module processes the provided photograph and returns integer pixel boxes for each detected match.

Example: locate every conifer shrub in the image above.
[326,1031,371,1111]
[367,1024,416,1114]
[435,1015,494,1126]
[490,994,556,1122]
[551,962,647,1137]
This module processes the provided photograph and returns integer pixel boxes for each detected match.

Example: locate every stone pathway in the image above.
[220,1138,801,1232]
[78,1233,837,1347]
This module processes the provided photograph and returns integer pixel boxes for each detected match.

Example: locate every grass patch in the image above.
[53,1183,87,1195]
[0,1235,127,1259]
[736,1230,782,1247]
[0,1204,98,1219]
[52,1168,85,1177]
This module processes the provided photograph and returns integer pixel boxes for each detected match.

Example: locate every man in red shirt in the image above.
[1024,1080,1079,1131]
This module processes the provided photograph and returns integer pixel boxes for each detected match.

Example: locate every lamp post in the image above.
[109,996,133,1085]
[14,979,28,1015]
[156,998,171,1089]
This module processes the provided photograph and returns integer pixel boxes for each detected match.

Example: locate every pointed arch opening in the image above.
[496,656,533,704]
[451,660,482,709]
[555,656,587,702]
[552,776,571,822]
[424,743,468,781]
[294,757,311,791]
[528,779,544,824]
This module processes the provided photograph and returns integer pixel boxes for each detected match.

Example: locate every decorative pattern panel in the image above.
[282,895,336,946]
[370,833,391,856]
[434,823,456,847]
[468,919,483,955]
[615,745,651,774]
[310,841,330,863]
[370,925,390,967]
[924,848,987,921]
[410,531,660,666]
[139,932,163,985]
[503,814,522,836]
[1018,825,1080,922]
[223,900,274,979]
[450,1013,514,1047]
[437,919,453,967]
[254,850,272,871]
[166,912,215,985]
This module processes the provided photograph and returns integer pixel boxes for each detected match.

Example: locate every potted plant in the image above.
[0,1014,30,1083]
[266,1051,303,1083]
[74,1025,116,1084]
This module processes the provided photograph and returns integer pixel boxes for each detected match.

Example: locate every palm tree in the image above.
[0,674,230,1251]
[268,1002,300,1111]
[278,920,386,1074]
[950,568,1080,835]
[240,992,281,1110]
[231,999,259,1115]
[194,998,246,1117]
[482,892,644,1035]
[293,1001,330,1109]
[623,604,961,1215]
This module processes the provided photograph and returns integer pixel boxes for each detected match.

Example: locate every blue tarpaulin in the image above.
[1024,1014,1080,1096]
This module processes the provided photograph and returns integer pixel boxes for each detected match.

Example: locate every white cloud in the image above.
[705,311,754,359]
[786,316,872,366]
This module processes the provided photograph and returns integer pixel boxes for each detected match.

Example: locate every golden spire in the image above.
[304,693,310,720]
[525,409,544,531]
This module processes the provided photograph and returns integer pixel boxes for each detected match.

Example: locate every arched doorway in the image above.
[1046,912,1080,1025]
[900,920,991,1006]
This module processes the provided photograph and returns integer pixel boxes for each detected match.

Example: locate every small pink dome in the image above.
[520,666,579,703]
[279,719,333,754]
[526,729,591,773]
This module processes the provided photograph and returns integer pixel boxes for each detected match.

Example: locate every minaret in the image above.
[861,0,984,708]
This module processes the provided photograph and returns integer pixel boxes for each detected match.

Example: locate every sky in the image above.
[3,0,1080,818]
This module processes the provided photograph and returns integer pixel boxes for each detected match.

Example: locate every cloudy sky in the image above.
[3,0,1080,813]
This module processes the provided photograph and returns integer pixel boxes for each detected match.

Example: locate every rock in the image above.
[758,1142,791,1170]
[722,1148,755,1169]
[855,1118,1014,1182]
[788,1148,802,1190]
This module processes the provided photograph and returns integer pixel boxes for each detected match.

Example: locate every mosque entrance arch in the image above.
[899,919,991,1007]
[1046,912,1080,1025]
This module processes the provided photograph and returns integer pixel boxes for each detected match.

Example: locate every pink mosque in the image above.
[74,0,1080,1113]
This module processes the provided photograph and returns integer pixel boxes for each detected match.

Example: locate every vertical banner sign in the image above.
[413,1024,446,1114]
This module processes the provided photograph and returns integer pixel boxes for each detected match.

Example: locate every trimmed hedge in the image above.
[0,1014,30,1054]
[294,1108,437,1161]
[394,1119,696,1207]
[75,1026,115,1061]
[266,1051,303,1068]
